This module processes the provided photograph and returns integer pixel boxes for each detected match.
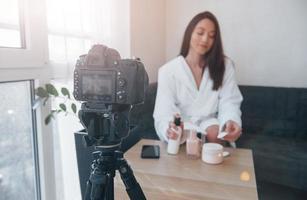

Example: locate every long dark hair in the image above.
[180,11,225,90]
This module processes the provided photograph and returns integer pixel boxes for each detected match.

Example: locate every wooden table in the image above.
[114,139,258,200]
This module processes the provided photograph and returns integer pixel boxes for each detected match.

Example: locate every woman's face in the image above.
[189,18,216,56]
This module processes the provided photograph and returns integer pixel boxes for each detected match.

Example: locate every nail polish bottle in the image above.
[186,130,200,159]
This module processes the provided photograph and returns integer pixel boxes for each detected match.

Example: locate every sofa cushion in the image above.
[239,86,307,139]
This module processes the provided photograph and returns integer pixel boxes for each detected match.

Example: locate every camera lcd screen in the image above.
[82,74,112,96]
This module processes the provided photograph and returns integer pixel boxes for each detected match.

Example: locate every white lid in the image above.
[202,143,223,152]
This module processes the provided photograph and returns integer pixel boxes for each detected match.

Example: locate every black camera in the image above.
[73,45,148,105]
[73,44,149,147]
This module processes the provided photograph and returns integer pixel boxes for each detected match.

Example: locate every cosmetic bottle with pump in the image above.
[167,115,182,155]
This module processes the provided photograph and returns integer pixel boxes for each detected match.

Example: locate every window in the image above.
[46,0,112,64]
[0,0,25,48]
[0,0,47,69]
[45,1,130,199]
[46,0,130,79]
[0,80,40,200]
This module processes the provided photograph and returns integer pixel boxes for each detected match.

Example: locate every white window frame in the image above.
[0,0,56,200]
[0,0,48,69]
[0,0,26,49]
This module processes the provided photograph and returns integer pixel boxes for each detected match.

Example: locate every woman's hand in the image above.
[167,122,179,140]
[223,120,242,142]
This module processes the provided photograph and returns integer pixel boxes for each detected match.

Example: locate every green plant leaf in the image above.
[45,113,53,125]
[71,103,77,114]
[36,87,48,98]
[61,87,70,99]
[59,103,66,111]
[46,84,59,96]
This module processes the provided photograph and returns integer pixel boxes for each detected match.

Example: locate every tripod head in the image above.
[79,102,146,200]
[79,102,131,148]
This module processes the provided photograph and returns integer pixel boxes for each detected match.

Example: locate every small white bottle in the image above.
[167,116,182,155]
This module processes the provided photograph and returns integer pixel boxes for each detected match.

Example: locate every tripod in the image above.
[79,103,146,200]
[84,146,146,200]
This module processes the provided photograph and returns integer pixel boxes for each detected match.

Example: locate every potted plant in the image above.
[35,83,78,124]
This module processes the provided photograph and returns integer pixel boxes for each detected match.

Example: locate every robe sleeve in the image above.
[153,67,179,142]
[218,60,243,130]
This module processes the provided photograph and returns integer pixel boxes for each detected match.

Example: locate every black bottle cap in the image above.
[174,117,181,126]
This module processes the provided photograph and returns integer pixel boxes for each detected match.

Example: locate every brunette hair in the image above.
[180,11,225,90]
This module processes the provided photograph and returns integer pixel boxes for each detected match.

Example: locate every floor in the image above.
[257,181,307,200]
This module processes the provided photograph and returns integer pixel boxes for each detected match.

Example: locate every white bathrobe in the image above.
[153,56,243,142]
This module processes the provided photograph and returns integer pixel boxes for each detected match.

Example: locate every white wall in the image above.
[165,0,307,88]
[130,0,166,82]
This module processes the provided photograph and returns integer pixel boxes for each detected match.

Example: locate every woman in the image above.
[153,11,243,144]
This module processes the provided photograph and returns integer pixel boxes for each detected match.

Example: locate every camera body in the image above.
[73,45,148,105]
[73,44,148,147]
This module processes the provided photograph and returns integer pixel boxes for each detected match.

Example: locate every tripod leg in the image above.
[116,151,146,200]
[84,179,92,200]
[104,175,114,200]
[84,161,109,200]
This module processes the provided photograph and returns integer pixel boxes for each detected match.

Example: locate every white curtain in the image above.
[46,0,130,78]
[45,1,130,199]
